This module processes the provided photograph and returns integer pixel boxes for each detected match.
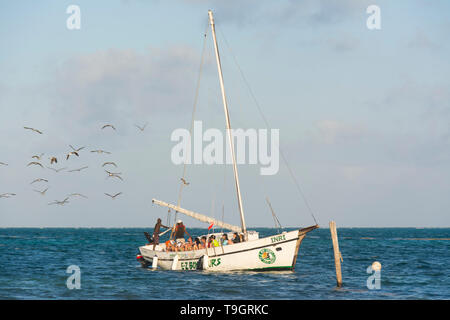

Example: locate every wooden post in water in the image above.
[329,221,343,287]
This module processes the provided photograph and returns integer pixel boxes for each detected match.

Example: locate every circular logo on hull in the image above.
[258,248,276,264]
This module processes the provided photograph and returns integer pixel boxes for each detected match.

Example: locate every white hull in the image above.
[138,226,317,271]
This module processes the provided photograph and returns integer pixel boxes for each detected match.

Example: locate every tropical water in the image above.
[0,227,449,300]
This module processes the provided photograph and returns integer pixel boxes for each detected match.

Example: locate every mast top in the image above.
[208,10,214,24]
[207,9,247,236]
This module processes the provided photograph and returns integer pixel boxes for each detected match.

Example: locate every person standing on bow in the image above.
[153,218,169,250]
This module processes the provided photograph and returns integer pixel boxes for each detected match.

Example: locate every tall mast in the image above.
[208,10,247,235]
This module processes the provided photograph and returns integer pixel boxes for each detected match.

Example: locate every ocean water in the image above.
[0,227,449,300]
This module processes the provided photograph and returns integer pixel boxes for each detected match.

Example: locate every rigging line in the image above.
[266,196,283,233]
[172,22,209,232]
[220,161,227,234]
[218,27,319,226]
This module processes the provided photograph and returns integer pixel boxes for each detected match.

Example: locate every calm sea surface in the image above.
[0,228,449,299]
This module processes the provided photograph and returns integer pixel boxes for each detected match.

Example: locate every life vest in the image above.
[174,225,185,239]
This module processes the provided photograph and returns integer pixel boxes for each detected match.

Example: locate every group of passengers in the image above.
[149,218,244,252]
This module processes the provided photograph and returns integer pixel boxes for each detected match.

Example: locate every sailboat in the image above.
[137,10,318,271]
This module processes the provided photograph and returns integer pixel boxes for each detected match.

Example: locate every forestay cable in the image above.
[218,27,319,226]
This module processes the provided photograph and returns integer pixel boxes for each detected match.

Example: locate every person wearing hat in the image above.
[173,219,191,246]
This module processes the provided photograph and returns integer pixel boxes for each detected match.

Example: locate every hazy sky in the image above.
[0,0,449,228]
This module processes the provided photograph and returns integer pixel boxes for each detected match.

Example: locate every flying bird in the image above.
[0,193,16,198]
[68,166,88,172]
[47,167,67,173]
[91,150,111,154]
[105,192,122,199]
[30,178,48,185]
[69,145,85,152]
[32,153,44,160]
[27,162,43,168]
[0,162,8,166]
[180,178,190,186]
[105,170,123,181]
[24,127,43,134]
[101,124,116,130]
[102,162,117,168]
[33,187,49,196]
[68,193,88,199]
[50,157,58,164]
[66,151,79,160]
[48,197,69,206]
[134,122,148,132]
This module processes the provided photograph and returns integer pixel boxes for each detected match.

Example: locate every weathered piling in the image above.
[329,221,343,287]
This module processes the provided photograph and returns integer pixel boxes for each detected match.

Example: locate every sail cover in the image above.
[152,198,242,233]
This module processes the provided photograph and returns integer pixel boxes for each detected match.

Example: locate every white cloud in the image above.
[47,46,205,125]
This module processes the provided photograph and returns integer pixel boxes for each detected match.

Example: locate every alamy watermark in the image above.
[366,261,381,290]
[171,121,280,175]
[66,5,81,30]
[366,5,381,30]
[66,265,81,289]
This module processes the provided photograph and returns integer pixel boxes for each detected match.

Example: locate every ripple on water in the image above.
[0,228,449,299]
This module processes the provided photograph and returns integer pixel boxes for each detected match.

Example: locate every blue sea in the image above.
[0,228,449,300]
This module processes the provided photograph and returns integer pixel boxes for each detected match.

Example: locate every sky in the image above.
[0,0,449,228]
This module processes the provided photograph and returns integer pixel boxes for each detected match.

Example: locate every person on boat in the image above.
[194,237,201,250]
[173,220,191,245]
[239,234,244,242]
[208,235,219,247]
[183,237,194,251]
[232,232,241,244]
[152,218,170,250]
[200,236,207,249]
[165,239,176,252]
[221,234,229,246]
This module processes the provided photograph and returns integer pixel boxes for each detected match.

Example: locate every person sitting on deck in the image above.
[165,239,177,252]
[200,236,207,249]
[232,232,241,244]
[173,220,191,246]
[221,234,230,246]
[183,237,194,251]
[152,218,169,250]
[208,235,219,247]
[194,237,201,250]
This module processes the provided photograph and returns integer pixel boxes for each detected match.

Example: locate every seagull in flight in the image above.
[68,193,88,199]
[105,192,122,199]
[134,122,148,132]
[47,167,67,173]
[0,162,8,166]
[101,124,116,130]
[66,151,79,160]
[91,150,111,155]
[68,166,88,172]
[27,162,43,168]
[102,162,117,168]
[48,197,69,206]
[32,153,44,160]
[34,187,49,196]
[180,178,190,186]
[24,127,43,134]
[0,193,16,198]
[105,170,123,181]
[30,178,48,185]
[69,145,85,152]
